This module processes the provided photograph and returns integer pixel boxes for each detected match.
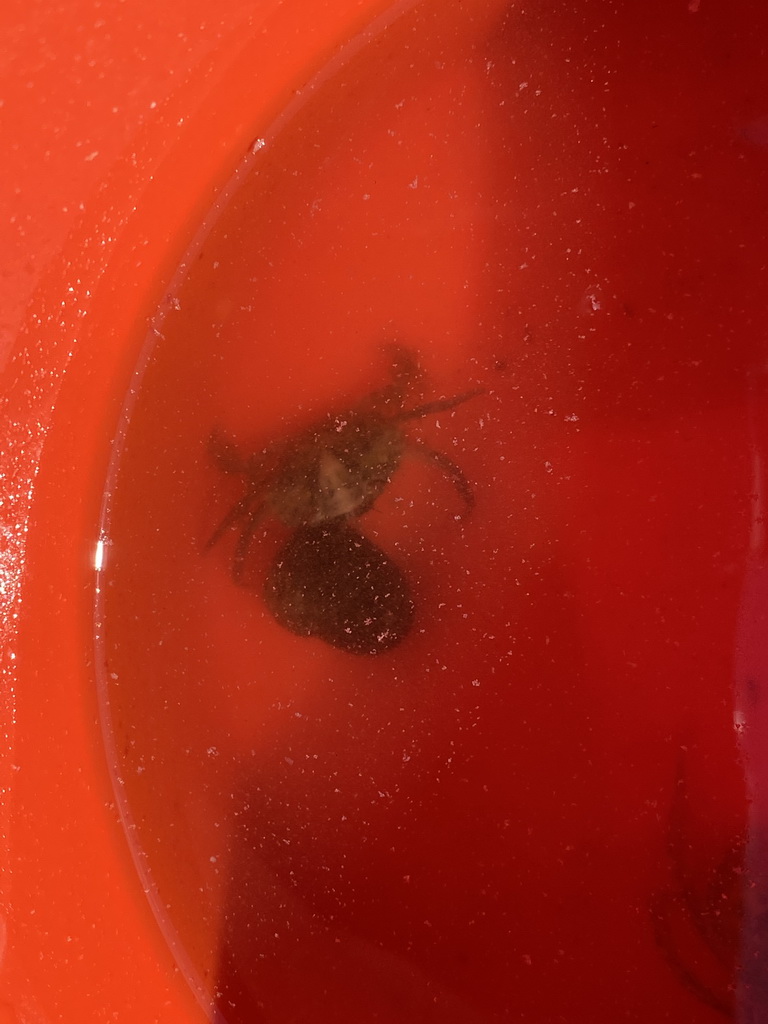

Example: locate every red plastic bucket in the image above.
[3,0,768,1020]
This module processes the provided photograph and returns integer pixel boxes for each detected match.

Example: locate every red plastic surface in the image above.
[2,0,768,1021]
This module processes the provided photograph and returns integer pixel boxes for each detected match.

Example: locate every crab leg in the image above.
[206,495,251,550]
[406,438,475,515]
[399,387,484,423]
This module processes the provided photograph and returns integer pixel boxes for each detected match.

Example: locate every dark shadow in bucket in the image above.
[212,779,486,1024]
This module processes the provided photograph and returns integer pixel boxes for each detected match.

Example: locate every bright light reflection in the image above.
[94,538,107,572]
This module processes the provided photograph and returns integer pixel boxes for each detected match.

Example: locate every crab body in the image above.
[207,344,480,652]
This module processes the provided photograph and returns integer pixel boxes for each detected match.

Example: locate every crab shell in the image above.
[265,413,405,527]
